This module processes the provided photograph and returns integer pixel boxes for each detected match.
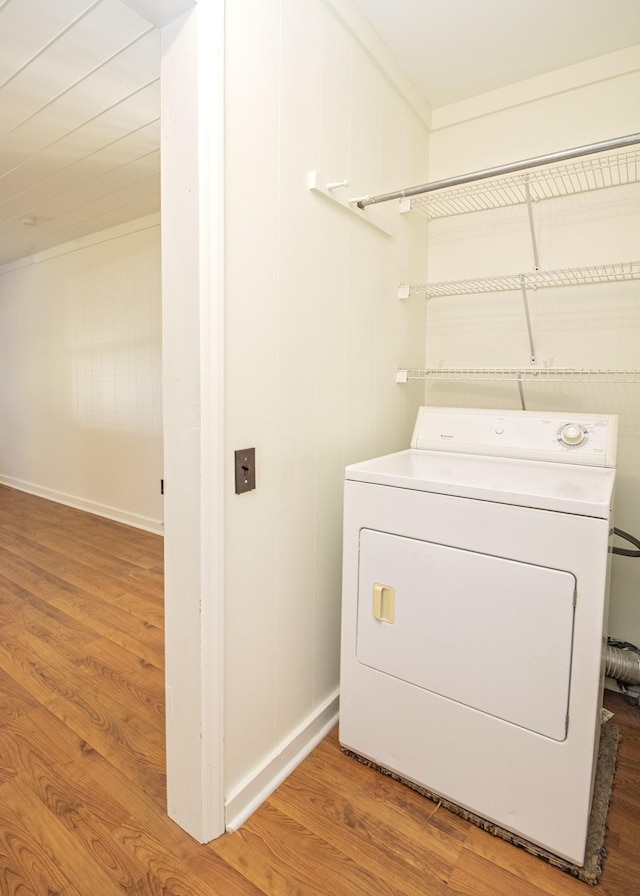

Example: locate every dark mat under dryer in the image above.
[341,723,620,886]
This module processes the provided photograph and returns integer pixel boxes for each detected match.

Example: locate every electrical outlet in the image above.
[235,447,256,494]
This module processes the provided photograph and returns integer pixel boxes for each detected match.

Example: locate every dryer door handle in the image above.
[373,584,395,624]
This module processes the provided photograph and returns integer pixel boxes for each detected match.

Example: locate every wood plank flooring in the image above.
[1,483,639,895]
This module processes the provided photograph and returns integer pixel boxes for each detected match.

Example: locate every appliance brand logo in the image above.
[440,433,454,439]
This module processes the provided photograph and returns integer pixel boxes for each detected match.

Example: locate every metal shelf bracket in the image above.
[519,274,537,365]
[524,175,540,270]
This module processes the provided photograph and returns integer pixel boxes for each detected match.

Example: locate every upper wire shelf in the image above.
[356,132,640,210]
[404,260,640,299]
[408,147,640,219]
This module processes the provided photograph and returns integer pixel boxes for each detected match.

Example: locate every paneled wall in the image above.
[223,0,429,821]
[0,216,163,532]
[425,47,640,644]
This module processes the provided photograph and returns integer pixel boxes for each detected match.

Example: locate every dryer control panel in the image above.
[411,407,618,467]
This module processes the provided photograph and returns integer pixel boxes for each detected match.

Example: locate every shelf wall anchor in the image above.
[308,171,394,237]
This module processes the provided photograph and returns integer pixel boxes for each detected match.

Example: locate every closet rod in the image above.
[356,131,640,209]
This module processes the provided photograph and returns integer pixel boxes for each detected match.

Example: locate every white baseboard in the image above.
[225,690,340,832]
[0,475,164,535]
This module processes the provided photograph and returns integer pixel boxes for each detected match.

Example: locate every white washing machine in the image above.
[339,406,618,866]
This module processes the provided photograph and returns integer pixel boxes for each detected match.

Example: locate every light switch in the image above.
[235,447,256,494]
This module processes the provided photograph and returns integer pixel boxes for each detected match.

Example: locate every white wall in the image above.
[425,47,640,644]
[0,215,163,532]
[223,0,429,823]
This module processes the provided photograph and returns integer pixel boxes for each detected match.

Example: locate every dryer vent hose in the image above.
[605,644,640,686]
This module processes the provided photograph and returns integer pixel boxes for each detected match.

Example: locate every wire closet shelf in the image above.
[396,368,640,385]
[356,131,640,211]
[383,132,640,391]
[408,147,640,218]
[405,260,640,299]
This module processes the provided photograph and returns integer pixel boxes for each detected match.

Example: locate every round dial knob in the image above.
[560,423,585,446]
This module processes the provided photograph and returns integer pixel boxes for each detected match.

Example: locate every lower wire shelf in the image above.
[401,260,640,299]
[396,367,640,384]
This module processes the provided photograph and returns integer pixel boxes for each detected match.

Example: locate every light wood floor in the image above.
[1,483,639,895]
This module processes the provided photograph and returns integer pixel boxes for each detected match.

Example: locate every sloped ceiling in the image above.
[1,0,638,268]
[0,0,166,267]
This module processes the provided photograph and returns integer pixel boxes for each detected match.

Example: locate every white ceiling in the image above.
[0,0,162,267]
[0,0,638,268]
[353,0,640,108]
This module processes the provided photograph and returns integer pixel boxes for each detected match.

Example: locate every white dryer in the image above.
[339,406,618,867]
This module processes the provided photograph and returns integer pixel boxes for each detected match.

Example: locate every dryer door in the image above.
[356,529,576,741]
